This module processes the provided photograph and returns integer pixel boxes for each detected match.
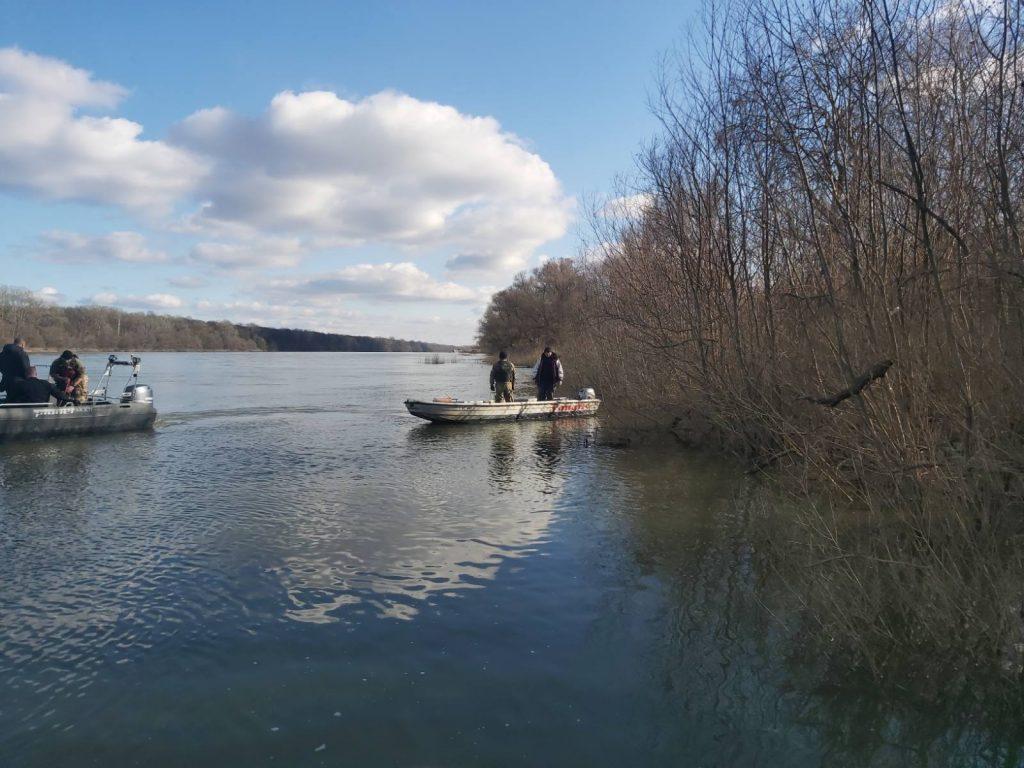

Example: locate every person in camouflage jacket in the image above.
[50,350,89,405]
[489,351,516,403]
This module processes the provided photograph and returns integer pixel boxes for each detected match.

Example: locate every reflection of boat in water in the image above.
[0,355,156,442]
[404,388,601,423]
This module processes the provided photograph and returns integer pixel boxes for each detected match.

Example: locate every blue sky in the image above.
[0,0,697,343]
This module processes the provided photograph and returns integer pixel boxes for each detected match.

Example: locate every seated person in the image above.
[50,350,73,391]
[5,366,67,404]
[0,336,31,393]
[50,350,89,404]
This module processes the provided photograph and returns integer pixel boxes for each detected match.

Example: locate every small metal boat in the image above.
[405,388,601,424]
[0,355,156,442]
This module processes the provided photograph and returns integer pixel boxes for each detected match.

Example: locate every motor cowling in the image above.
[577,387,596,400]
[122,384,154,404]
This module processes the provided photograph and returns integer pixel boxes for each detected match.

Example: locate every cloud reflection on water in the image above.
[269,420,594,624]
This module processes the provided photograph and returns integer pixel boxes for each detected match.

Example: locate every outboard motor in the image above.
[577,387,596,400]
[121,384,154,404]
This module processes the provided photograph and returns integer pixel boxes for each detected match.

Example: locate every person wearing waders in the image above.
[489,350,516,403]
[532,346,563,401]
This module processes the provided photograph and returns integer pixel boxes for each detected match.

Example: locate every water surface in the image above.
[0,353,1019,766]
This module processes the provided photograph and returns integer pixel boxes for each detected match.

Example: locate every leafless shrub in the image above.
[480,0,1024,679]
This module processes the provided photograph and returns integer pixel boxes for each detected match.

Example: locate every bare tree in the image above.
[478,0,1024,677]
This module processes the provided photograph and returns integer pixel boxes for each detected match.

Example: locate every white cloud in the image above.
[271,262,493,304]
[138,293,184,310]
[0,47,125,108]
[33,286,64,305]
[188,237,303,270]
[167,275,207,289]
[579,239,621,265]
[194,298,362,325]
[445,252,532,275]
[172,90,572,270]
[191,297,473,343]
[35,230,168,264]
[599,193,653,219]
[87,292,184,310]
[4,48,570,338]
[0,47,206,211]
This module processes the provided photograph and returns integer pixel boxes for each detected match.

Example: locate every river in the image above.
[0,352,1020,766]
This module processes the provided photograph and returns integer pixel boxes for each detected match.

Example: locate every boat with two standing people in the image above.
[404,387,601,424]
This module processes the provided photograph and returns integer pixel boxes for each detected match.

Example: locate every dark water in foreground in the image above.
[0,353,1019,766]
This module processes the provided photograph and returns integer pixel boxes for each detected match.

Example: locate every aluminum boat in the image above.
[0,355,156,442]
[405,388,601,424]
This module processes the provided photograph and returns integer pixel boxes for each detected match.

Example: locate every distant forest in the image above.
[0,285,451,352]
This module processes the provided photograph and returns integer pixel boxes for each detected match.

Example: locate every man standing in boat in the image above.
[532,347,564,401]
[489,351,516,403]
[0,337,31,394]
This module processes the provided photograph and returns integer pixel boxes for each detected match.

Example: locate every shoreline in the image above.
[29,349,475,355]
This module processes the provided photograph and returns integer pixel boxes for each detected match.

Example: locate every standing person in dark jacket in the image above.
[0,337,30,393]
[489,351,516,403]
[532,347,564,401]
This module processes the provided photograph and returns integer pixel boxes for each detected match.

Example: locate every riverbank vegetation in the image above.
[479,0,1024,687]
[0,285,451,352]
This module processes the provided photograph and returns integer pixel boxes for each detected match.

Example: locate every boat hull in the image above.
[404,397,600,424]
[0,400,157,442]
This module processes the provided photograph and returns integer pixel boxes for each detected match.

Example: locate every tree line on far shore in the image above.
[0,285,451,352]
[478,0,1024,692]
